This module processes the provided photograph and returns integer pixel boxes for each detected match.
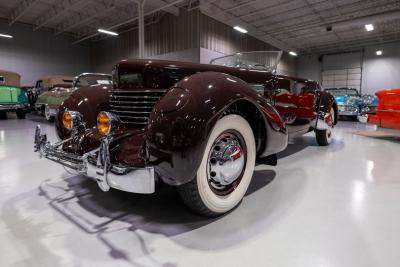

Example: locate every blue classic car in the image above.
[324,87,363,120]
[361,94,378,114]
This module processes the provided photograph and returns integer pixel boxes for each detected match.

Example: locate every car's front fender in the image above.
[146,71,287,185]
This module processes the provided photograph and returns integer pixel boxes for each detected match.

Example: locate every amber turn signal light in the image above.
[62,111,72,130]
[97,111,112,135]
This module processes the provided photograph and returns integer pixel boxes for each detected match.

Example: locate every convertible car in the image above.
[0,70,29,119]
[34,51,337,216]
[368,88,400,129]
[324,87,363,120]
[36,73,111,122]
[361,94,378,114]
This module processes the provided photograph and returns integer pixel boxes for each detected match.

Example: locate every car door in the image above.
[271,77,314,135]
[272,77,297,124]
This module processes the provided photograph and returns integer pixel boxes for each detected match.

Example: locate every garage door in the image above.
[321,51,363,91]
[322,68,362,90]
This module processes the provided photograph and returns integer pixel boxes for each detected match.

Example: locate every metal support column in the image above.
[137,0,146,58]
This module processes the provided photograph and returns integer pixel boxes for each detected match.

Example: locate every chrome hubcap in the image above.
[207,131,246,195]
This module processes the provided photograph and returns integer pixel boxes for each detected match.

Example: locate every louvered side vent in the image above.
[110,89,166,127]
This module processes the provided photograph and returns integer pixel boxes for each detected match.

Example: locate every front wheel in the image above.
[178,114,256,217]
[0,112,7,120]
[44,105,54,122]
[16,110,26,119]
[315,107,335,146]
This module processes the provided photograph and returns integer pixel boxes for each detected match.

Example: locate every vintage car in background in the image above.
[33,75,74,95]
[324,87,363,120]
[361,94,378,114]
[21,86,35,108]
[34,51,337,216]
[368,88,400,129]
[0,70,29,119]
[35,73,111,122]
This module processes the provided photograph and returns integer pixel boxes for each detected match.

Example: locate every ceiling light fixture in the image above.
[289,51,298,56]
[0,33,13,39]
[97,29,119,36]
[233,26,248,33]
[376,50,383,56]
[365,24,374,31]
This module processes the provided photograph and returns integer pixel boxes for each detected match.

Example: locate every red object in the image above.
[368,88,400,129]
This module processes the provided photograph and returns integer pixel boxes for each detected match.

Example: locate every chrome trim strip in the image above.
[376,109,400,113]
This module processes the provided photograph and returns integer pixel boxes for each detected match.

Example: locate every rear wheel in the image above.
[0,112,7,120]
[178,114,256,217]
[16,110,26,119]
[316,107,335,146]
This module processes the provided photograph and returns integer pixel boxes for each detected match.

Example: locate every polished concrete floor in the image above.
[1,114,400,267]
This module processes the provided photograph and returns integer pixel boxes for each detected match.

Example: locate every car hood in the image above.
[335,95,362,106]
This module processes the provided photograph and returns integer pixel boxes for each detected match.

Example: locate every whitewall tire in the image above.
[44,105,54,122]
[178,114,256,217]
[316,107,335,146]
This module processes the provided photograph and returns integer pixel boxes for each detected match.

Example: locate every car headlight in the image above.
[63,111,72,130]
[63,111,83,130]
[97,111,119,135]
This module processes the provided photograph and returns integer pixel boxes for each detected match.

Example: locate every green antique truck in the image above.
[0,70,29,119]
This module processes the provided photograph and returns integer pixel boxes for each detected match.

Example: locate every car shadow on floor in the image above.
[38,170,275,236]
[36,169,278,259]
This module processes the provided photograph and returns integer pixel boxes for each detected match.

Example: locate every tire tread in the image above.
[178,178,220,217]
[316,129,329,146]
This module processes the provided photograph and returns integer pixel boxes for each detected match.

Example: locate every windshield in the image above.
[325,88,359,96]
[210,51,283,72]
[75,74,112,88]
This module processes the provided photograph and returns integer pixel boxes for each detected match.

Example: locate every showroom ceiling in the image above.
[0,0,399,54]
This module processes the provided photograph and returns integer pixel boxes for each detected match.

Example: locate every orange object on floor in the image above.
[368,88,400,129]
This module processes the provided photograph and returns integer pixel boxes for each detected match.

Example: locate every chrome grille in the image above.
[110,89,166,126]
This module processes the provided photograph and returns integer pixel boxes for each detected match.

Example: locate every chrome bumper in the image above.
[34,125,155,194]
[0,103,26,111]
[338,110,358,116]
[338,105,358,116]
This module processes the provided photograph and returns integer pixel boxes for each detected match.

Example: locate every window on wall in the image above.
[322,68,362,91]
[0,76,4,84]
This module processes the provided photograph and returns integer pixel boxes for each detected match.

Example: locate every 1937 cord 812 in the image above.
[34,51,337,216]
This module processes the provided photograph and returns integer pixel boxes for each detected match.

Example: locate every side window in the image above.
[292,81,307,95]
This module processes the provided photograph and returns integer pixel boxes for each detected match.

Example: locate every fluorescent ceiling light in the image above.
[233,26,248,33]
[0,33,13,39]
[97,29,118,36]
[289,51,298,56]
[365,24,374,31]
[376,50,382,56]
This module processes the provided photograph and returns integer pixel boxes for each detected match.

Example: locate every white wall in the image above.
[0,20,90,86]
[362,42,400,94]
[297,54,322,82]
[298,40,400,94]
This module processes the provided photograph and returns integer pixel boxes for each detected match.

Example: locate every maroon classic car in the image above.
[34,52,337,216]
